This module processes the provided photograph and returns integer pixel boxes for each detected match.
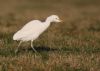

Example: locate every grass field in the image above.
[0,0,100,71]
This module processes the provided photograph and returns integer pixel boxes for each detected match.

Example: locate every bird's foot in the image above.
[31,47,39,53]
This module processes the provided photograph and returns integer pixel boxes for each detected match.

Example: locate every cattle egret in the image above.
[13,15,62,53]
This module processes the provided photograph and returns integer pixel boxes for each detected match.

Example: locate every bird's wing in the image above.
[13,20,43,40]
[21,20,41,31]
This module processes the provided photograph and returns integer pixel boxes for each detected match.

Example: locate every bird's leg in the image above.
[15,41,22,53]
[31,41,37,53]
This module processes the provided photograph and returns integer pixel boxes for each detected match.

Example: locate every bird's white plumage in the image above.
[13,15,61,42]
[13,20,42,41]
[13,15,61,52]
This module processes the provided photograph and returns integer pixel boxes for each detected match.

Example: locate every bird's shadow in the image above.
[20,46,58,53]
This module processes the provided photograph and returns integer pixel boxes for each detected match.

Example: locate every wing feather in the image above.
[13,20,42,40]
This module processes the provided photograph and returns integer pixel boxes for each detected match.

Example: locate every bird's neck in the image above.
[46,18,52,23]
[44,18,52,27]
[43,21,50,28]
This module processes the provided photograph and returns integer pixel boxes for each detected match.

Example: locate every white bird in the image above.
[13,15,62,53]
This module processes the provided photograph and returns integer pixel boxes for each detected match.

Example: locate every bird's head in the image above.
[46,15,62,23]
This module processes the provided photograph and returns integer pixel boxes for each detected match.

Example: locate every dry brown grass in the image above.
[0,0,100,71]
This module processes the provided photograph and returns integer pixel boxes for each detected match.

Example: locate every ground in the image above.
[0,0,100,71]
